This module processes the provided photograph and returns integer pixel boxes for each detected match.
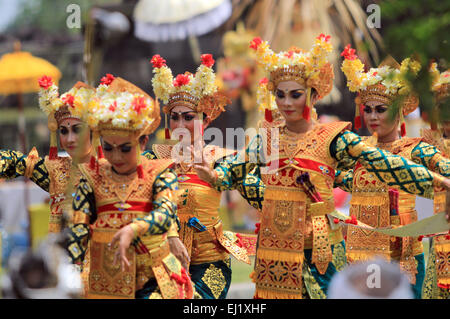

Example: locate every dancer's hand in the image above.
[111,225,134,272]
[168,237,190,270]
[189,143,217,185]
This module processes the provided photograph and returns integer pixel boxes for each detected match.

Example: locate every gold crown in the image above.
[358,83,419,116]
[251,34,334,98]
[53,105,80,123]
[152,53,231,122]
[53,81,92,123]
[162,91,230,122]
[165,91,199,112]
[268,65,306,90]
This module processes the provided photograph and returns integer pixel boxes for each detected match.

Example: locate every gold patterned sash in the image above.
[254,187,306,299]
[309,201,333,275]
[88,228,136,299]
[347,192,391,262]
[433,190,450,288]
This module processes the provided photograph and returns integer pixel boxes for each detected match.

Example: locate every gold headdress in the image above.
[38,76,94,159]
[86,74,160,178]
[340,45,420,136]
[150,53,230,139]
[430,64,450,105]
[250,34,334,122]
[428,64,450,129]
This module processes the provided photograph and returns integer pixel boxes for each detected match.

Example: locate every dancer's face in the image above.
[58,118,91,160]
[275,81,308,123]
[363,101,399,139]
[102,135,148,175]
[169,105,206,144]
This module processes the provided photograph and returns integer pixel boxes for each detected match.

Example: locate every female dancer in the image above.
[65,75,192,299]
[145,53,261,299]
[193,35,450,299]
[421,66,450,299]
[0,77,93,233]
[336,49,450,299]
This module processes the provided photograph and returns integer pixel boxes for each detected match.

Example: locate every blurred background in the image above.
[0,0,448,298]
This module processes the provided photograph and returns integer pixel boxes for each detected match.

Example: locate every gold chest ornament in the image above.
[254,121,350,299]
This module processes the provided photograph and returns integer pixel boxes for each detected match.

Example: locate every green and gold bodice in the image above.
[0,148,82,233]
[67,156,184,298]
[145,144,250,266]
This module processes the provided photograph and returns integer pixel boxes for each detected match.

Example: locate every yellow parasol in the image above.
[0,41,61,152]
[0,41,61,95]
[0,41,61,247]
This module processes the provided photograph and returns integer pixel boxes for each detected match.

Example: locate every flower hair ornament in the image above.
[340,44,421,136]
[38,76,94,160]
[429,63,449,127]
[85,74,160,178]
[250,33,334,122]
[150,53,231,139]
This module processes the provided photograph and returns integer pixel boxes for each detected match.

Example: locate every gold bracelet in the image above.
[129,223,139,239]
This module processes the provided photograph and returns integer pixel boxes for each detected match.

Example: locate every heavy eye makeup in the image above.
[275,90,305,99]
[102,142,132,153]
[363,105,388,114]
[170,112,195,121]
[59,124,82,135]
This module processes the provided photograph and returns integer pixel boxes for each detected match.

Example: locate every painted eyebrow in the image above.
[276,89,305,93]
[103,141,132,147]
[171,111,195,115]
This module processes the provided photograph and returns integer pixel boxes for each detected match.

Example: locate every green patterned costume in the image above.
[211,122,445,299]
[143,145,263,299]
[334,137,450,299]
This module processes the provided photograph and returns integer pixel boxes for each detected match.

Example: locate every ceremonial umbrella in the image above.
[0,41,61,246]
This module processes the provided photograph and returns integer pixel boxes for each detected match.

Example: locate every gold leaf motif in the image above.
[202,264,226,299]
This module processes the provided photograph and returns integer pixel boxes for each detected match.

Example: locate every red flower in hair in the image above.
[173,74,190,87]
[150,54,166,68]
[132,96,147,114]
[38,75,53,90]
[249,37,263,50]
[317,33,331,42]
[259,77,268,85]
[341,44,357,61]
[62,94,75,107]
[108,101,117,112]
[201,54,215,67]
[100,73,115,86]
[284,50,294,59]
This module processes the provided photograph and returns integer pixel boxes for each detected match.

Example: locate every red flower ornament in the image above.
[100,73,115,86]
[150,54,166,68]
[62,94,75,107]
[201,54,215,67]
[317,33,331,42]
[249,37,263,50]
[108,101,117,112]
[259,77,268,85]
[341,44,357,61]
[132,96,147,114]
[173,74,190,87]
[38,75,53,90]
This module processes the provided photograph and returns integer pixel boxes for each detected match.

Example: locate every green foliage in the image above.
[380,0,450,123]
[7,0,113,35]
